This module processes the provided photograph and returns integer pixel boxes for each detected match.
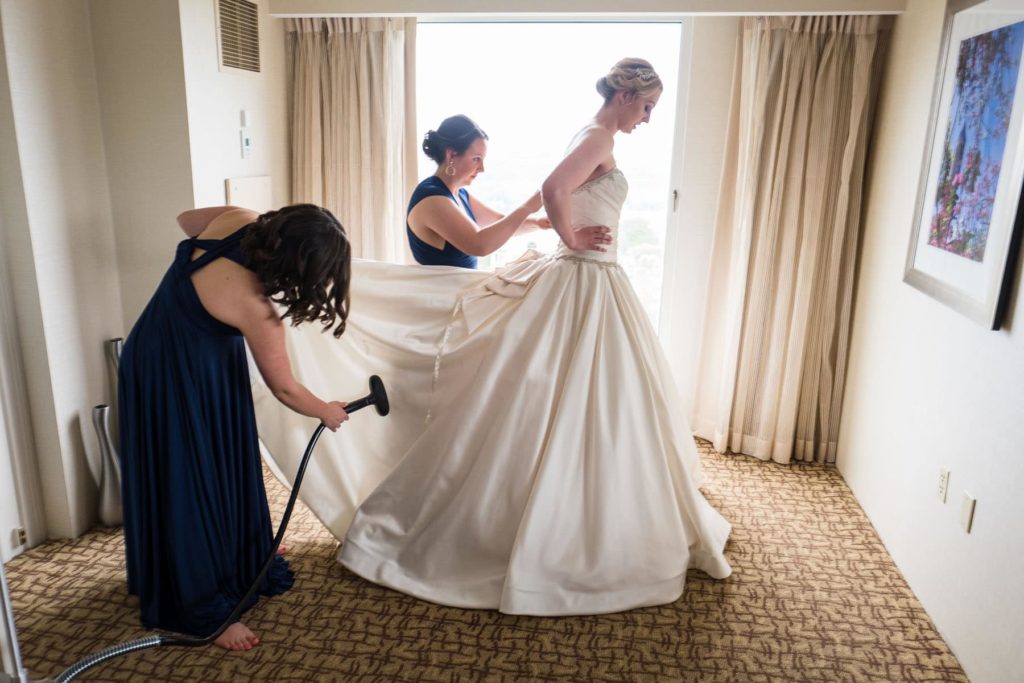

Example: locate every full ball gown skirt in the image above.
[119,229,293,636]
[253,169,731,615]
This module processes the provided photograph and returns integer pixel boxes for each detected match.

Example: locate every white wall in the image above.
[90,0,291,331]
[0,0,294,551]
[0,206,26,562]
[89,0,196,330]
[0,216,35,560]
[0,0,124,540]
[180,0,290,211]
[0,6,44,563]
[660,16,739,416]
[0,343,21,562]
[0,0,294,554]
[837,1,1024,681]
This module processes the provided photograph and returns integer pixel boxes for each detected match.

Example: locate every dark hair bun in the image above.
[422,129,446,164]
[421,115,489,165]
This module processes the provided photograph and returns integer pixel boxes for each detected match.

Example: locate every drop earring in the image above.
[445,159,456,176]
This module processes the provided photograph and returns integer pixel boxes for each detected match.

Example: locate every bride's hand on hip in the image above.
[570,225,612,252]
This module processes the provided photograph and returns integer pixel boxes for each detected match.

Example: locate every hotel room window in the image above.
[417,22,682,328]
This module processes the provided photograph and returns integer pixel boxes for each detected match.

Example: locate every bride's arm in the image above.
[541,129,614,252]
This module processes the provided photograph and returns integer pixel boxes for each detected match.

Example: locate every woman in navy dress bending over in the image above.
[407,115,612,266]
[119,204,351,651]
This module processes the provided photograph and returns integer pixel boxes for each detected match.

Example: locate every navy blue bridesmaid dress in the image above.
[406,176,479,268]
[118,226,293,636]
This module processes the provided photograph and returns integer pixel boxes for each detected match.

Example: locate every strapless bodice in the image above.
[554,167,628,264]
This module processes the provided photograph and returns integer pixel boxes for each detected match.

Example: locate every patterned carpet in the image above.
[6,441,966,682]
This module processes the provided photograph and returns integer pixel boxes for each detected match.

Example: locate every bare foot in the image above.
[214,622,260,651]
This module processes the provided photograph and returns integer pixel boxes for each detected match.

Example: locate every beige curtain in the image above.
[691,16,892,464]
[287,18,417,263]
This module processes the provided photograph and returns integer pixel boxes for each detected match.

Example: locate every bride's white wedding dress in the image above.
[252,168,731,615]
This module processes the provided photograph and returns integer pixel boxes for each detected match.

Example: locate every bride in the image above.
[253,58,731,615]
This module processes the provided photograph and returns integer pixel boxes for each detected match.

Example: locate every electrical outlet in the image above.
[938,467,950,502]
[961,492,976,533]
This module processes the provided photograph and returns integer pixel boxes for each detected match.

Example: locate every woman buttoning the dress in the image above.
[407,114,612,267]
[118,204,351,650]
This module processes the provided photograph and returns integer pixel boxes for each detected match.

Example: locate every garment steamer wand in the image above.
[48,375,390,683]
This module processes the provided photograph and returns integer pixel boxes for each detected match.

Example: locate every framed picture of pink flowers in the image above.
[906,0,1024,329]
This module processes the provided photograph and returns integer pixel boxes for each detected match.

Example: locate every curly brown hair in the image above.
[240,204,351,338]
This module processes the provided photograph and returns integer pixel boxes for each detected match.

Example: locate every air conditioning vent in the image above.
[218,0,260,73]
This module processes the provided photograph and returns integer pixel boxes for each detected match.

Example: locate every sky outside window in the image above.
[416,22,682,328]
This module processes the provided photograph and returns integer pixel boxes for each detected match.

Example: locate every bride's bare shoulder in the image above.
[570,124,612,143]
[565,125,614,157]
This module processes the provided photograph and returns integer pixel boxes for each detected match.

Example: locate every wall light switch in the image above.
[240,129,253,159]
[961,492,976,533]
[938,467,950,502]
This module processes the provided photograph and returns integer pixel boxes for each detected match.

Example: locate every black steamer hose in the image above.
[54,375,390,683]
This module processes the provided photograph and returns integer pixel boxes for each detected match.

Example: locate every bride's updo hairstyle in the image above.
[240,203,352,338]
[422,115,489,165]
[596,58,663,103]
